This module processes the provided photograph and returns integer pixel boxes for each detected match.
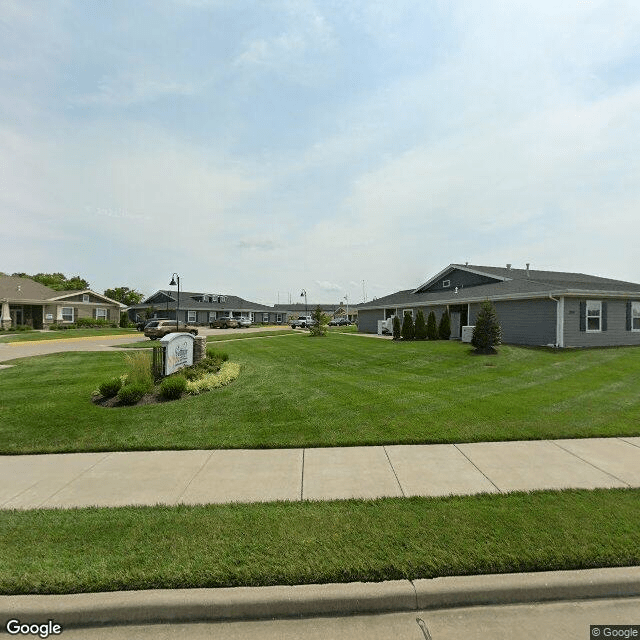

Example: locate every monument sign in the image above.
[159,332,195,376]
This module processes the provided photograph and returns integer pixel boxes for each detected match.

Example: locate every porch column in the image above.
[1,299,10,329]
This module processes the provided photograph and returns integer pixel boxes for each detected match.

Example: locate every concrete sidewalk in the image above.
[1,437,639,510]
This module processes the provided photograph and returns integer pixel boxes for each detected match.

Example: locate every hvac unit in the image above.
[461,325,475,343]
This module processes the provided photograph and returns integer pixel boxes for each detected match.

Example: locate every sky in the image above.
[2,0,640,305]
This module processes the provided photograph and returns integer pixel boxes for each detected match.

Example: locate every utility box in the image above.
[461,325,475,343]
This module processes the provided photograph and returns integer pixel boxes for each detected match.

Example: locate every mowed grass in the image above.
[1,489,638,594]
[0,335,639,454]
[0,328,138,343]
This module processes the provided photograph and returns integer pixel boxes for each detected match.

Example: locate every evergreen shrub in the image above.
[392,316,401,340]
[438,310,451,340]
[159,376,187,400]
[414,309,427,340]
[471,300,502,354]
[98,377,122,398]
[117,383,149,405]
[427,311,438,340]
[401,311,415,340]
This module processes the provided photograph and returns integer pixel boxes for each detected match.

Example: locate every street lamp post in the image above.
[344,293,349,321]
[300,289,307,317]
[169,273,180,332]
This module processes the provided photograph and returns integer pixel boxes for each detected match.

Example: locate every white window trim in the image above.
[61,307,74,322]
[442,280,451,288]
[96,308,107,320]
[262,313,269,322]
[82,294,89,303]
[632,301,640,332]
[401,308,414,318]
[188,311,197,323]
[209,311,216,321]
[586,300,602,333]
[276,313,282,323]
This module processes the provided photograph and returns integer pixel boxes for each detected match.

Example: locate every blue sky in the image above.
[2,0,639,305]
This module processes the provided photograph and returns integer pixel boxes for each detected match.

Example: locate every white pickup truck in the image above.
[290,315,313,328]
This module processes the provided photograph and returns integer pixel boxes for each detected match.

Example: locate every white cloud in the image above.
[315,280,342,292]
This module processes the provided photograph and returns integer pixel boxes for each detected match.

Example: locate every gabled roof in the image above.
[360,264,640,310]
[49,289,122,305]
[133,290,273,312]
[0,275,58,300]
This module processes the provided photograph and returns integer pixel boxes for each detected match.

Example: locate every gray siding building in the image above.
[358,264,640,348]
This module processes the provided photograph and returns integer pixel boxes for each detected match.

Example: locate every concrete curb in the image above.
[1,568,639,628]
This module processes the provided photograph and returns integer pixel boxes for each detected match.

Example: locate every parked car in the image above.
[236,317,252,328]
[144,320,198,339]
[137,318,169,331]
[209,316,239,329]
[290,315,313,328]
[329,317,351,326]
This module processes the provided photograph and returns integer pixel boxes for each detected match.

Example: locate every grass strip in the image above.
[1,488,638,595]
[0,329,138,344]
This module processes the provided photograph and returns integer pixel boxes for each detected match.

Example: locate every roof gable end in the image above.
[413,264,509,294]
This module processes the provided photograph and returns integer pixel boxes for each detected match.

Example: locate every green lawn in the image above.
[1,335,639,454]
[119,325,356,348]
[0,328,138,343]
[1,488,638,594]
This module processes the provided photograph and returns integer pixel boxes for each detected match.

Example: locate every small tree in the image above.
[401,311,415,340]
[104,286,144,306]
[471,300,502,354]
[308,305,329,337]
[414,309,427,340]
[426,310,438,340]
[438,309,451,340]
[392,315,401,340]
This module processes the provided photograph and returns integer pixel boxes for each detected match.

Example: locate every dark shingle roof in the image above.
[361,264,640,310]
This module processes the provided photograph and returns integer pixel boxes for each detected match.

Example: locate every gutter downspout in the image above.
[549,295,564,348]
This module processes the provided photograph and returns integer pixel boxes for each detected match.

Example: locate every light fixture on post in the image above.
[300,289,307,317]
[169,273,180,333]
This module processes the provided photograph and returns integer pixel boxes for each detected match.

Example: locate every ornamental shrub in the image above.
[309,305,329,337]
[438,310,451,340]
[99,377,122,398]
[206,348,229,362]
[414,309,427,340]
[401,311,415,340]
[392,315,401,340]
[123,351,154,390]
[471,300,502,354]
[186,361,241,394]
[159,375,187,400]
[426,311,438,340]
[117,382,149,405]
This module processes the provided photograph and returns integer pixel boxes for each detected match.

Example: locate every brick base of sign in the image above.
[193,336,207,363]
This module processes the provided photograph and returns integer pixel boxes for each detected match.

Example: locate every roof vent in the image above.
[506,263,511,270]
[526,263,530,278]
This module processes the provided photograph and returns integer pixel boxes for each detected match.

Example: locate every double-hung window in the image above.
[586,300,602,332]
[96,308,107,320]
[632,302,640,331]
[188,311,197,323]
[62,307,74,322]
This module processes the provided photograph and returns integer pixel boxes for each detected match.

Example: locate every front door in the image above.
[450,312,461,339]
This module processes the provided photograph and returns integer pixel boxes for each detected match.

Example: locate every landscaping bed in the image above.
[1,488,638,594]
[92,349,239,407]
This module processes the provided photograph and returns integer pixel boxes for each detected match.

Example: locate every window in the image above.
[263,313,269,322]
[443,280,451,288]
[82,294,89,303]
[632,302,640,331]
[188,311,196,323]
[401,309,414,318]
[276,313,282,323]
[209,311,216,322]
[62,307,74,322]
[586,300,601,332]
[96,308,107,320]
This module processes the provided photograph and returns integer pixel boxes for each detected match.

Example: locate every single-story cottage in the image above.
[0,275,122,329]
[127,290,285,325]
[357,263,640,348]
